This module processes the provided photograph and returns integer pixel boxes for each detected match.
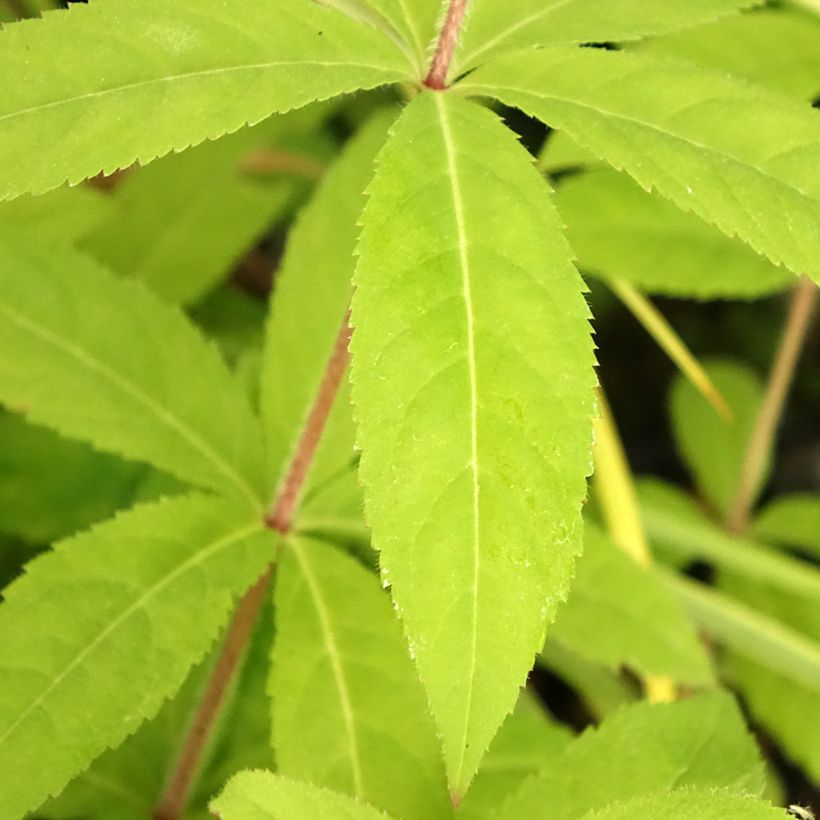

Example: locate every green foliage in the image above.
[351,91,595,795]
[271,536,450,819]
[555,169,792,299]
[0,3,816,818]
[670,359,769,515]
[463,48,820,284]
[0,494,274,818]
[0,0,410,201]
[495,693,765,819]
[550,524,713,684]
[212,771,391,820]
[0,236,265,507]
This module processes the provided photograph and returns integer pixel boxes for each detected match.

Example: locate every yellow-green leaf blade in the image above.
[462,47,820,284]
[0,0,409,201]
[351,92,595,795]
[0,236,265,506]
[0,494,274,819]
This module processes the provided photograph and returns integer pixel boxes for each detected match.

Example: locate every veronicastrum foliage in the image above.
[352,91,595,795]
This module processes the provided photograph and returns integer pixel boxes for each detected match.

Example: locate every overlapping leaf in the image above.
[550,524,713,684]
[754,494,820,559]
[272,536,449,819]
[463,47,820,284]
[351,91,595,795]
[455,0,761,75]
[0,236,265,506]
[495,693,765,820]
[261,110,395,497]
[0,494,275,818]
[555,169,792,299]
[0,0,410,201]
[213,772,392,820]
[358,0,442,71]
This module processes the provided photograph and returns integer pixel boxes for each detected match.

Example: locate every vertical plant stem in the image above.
[154,310,354,820]
[725,277,817,534]
[424,0,470,89]
[593,387,677,703]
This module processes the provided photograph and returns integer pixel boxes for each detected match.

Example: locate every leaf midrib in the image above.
[435,92,481,792]
[0,300,261,507]
[291,540,365,797]
[0,60,399,127]
[0,519,262,748]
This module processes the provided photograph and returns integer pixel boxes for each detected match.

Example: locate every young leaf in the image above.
[754,494,820,559]
[580,788,785,820]
[462,48,820,284]
[495,692,765,820]
[271,536,450,820]
[0,0,410,201]
[0,236,265,507]
[81,122,306,306]
[261,110,395,496]
[670,359,769,515]
[0,494,275,819]
[351,92,595,795]
[212,772,392,820]
[555,168,792,299]
[456,693,571,820]
[550,524,713,685]
[633,7,820,101]
[455,0,761,76]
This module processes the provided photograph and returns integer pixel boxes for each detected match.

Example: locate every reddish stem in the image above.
[424,0,470,90]
[154,309,353,820]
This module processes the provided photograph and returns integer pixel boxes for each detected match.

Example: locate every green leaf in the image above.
[0,185,112,245]
[638,479,820,604]
[455,0,761,76]
[0,494,275,819]
[0,412,146,544]
[212,772,392,820]
[261,110,395,496]
[555,168,792,299]
[271,536,450,820]
[538,641,637,719]
[550,524,713,684]
[351,92,595,795]
[0,0,410,201]
[357,0,441,71]
[80,122,305,306]
[456,693,571,820]
[633,7,820,101]
[580,788,784,820]
[754,494,820,559]
[495,692,765,820]
[0,236,265,507]
[670,359,768,514]
[41,598,274,820]
[462,47,820,284]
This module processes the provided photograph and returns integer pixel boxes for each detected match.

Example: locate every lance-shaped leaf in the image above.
[455,0,761,76]
[633,7,820,101]
[357,0,442,72]
[261,110,395,496]
[754,493,820,559]
[212,772,392,820]
[670,359,770,515]
[581,789,785,820]
[495,692,765,820]
[0,236,265,507]
[0,0,410,201]
[351,92,595,796]
[271,536,449,820]
[551,524,713,684]
[0,494,275,819]
[462,47,820,284]
[555,168,792,299]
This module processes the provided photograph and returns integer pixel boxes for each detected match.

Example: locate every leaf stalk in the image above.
[424,0,470,89]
